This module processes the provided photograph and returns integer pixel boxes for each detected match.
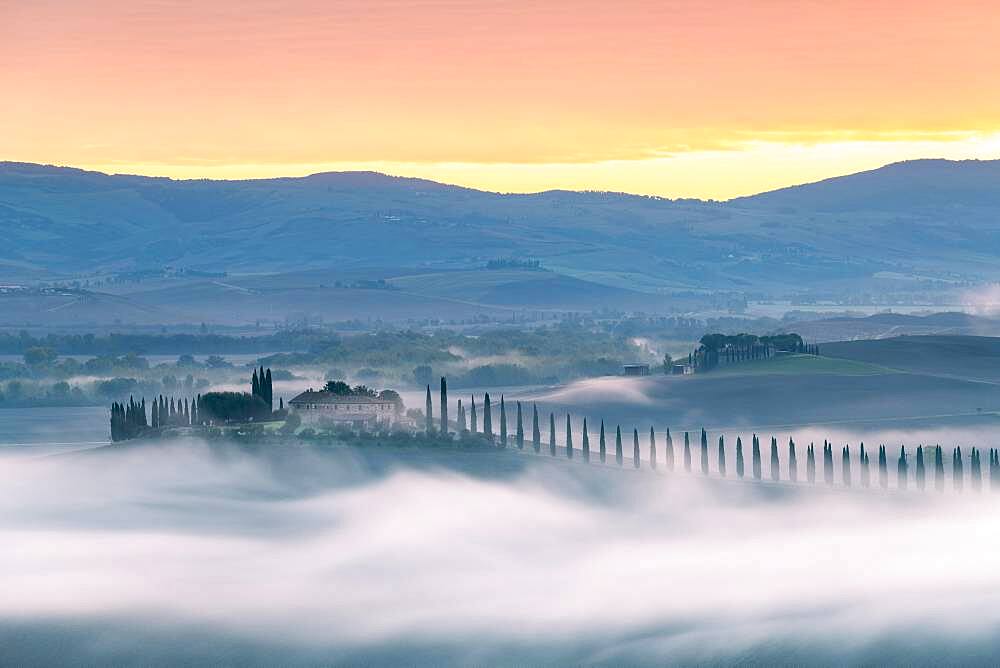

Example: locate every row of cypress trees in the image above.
[110,396,148,442]
[150,394,204,428]
[425,378,1000,492]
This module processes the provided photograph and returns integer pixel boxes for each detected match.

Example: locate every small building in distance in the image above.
[288,390,398,428]
[623,364,651,377]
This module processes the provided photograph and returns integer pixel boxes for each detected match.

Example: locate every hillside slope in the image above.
[3,159,1000,299]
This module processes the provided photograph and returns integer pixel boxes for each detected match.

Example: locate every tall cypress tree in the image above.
[683,432,692,472]
[788,438,797,483]
[549,412,556,456]
[752,434,762,480]
[807,444,816,484]
[265,368,273,411]
[633,428,641,468]
[860,444,870,488]
[532,404,540,452]
[440,377,448,435]
[824,442,834,486]
[515,401,524,449]
[615,426,623,466]
[565,414,573,459]
[971,448,983,492]
[424,385,433,433]
[151,399,159,429]
[483,393,493,440]
[665,428,674,471]
[934,445,945,492]
[700,428,709,475]
[718,435,726,477]
[842,445,851,487]
[878,445,888,489]
[649,427,657,470]
[252,369,259,400]
[915,445,926,491]
[736,436,744,479]
[458,399,467,433]
[953,447,964,492]
[499,396,507,447]
[582,418,590,462]
[770,436,780,482]
[898,446,908,490]
[470,396,478,433]
[599,420,607,463]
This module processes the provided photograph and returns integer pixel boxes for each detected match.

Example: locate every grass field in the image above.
[710,353,894,377]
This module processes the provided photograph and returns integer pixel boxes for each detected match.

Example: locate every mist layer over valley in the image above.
[4,439,1000,666]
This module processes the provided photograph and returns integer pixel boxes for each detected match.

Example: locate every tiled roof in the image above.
[289,390,394,405]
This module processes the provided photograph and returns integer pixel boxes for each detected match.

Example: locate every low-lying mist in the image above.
[3,439,1000,665]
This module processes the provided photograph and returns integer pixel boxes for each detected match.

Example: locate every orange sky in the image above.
[3,0,1000,198]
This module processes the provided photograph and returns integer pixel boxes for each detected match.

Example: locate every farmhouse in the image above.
[288,390,398,428]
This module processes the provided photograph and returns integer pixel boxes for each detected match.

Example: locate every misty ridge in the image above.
[3,437,1000,666]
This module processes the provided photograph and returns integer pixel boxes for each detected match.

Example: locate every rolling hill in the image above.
[3,159,1000,299]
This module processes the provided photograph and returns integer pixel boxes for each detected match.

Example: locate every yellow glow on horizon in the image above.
[5,1,1000,199]
[68,133,1000,200]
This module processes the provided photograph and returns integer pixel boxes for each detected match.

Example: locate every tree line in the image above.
[110,367,285,442]
[423,377,997,492]
[688,332,819,372]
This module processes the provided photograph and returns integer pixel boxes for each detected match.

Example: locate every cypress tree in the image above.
[470,396,478,433]
[683,432,692,472]
[934,445,944,492]
[990,448,1000,492]
[483,393,493,440]
[184,397,190,425]
[252,369,259,400]
[649,427,657,470]
[915,446,926,491]
[878,444,888,489]
[633,428,641,468]
[565,414,573,459]
[752,434,762,480]
[151,399,159,428]
[736,436,744,479]
[440,378,448,435]
[860,444,870,488]
[458,399,467,433]
[788,438,797,483]
[532,404,540,452]
[549,413,556,456]
[582,419,590,462]
[718,435,726,477]
[971,448,983,492]
[700,428,709,475]
[515,401,524,449]
[599,420,607,463]
[499,396,507,448]
[807,444,816,484]
[615,426,624,466]
[842,445,851,487]
[770,436,780,482]
[425,385,433,433]
[665,428,674,471]
[265,368,273,411]
[897,446,908,490]
[953,447,964,492]
[823,442,834,486]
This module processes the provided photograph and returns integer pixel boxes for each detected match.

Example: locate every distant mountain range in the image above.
[3,159,1000,300]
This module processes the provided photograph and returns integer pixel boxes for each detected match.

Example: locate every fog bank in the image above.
[2,440,1000,665]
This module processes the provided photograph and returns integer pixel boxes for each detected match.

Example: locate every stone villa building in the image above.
[288,390,399,428]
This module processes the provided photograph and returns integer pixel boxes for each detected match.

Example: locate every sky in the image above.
[3,0,1000,199]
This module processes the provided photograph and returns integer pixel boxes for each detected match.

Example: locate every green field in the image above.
[710,353,894,377]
